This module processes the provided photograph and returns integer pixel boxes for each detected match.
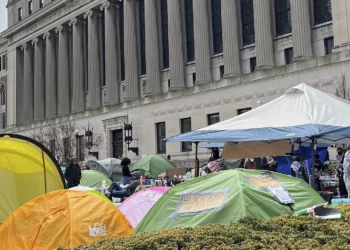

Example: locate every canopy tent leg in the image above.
[311,138,315,190]
[42,150,47,193]
[194,142,199,177]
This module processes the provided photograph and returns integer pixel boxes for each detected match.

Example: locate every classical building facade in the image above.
[1,0,350,165]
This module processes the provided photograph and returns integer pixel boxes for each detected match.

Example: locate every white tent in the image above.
[165,83,350,144]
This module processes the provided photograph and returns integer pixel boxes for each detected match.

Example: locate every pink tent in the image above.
[119,187,170,228]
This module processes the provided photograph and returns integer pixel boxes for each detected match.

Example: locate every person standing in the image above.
[244,158,256,170]
[65,159,80,188]
[342,145,350,198]
[121,157,132,185]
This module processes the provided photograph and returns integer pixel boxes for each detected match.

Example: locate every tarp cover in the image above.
[129,155,176,178]
[119,187,170,228]
[134,169,324,233]
[164,83,350,144]
[0,134,65,223]
[0,190,133,249]
[80,170,113,188]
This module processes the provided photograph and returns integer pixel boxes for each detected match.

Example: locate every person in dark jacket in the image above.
[65,159,81,188]
[121,157,132,184]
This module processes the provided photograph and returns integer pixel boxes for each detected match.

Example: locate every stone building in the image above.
[0,0,349,166]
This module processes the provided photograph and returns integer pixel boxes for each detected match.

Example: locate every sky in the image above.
[0,0,7,33]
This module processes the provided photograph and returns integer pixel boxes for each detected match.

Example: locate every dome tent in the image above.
[134,169,325,233]
[0,190,133,249]
[86,158,122,181]
[80,170,113,188]
[0,134,66,223]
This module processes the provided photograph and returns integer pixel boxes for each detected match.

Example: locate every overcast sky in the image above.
[0,0,7,33]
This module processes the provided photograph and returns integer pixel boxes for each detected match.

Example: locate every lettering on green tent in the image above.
[171,189,231,221]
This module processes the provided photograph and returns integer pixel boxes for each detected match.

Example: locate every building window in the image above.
[160,0,169,69]
[0,85,5,106]
[2,55,6,70]
[50,140,56,156]
[78,135,85,161]
[207,113,220,125]
[241,0,255,46]
[39,0,44,8]
[119,0,125,81]
[139,0,146,76]
[184,0,195,62]
[211,0,223,54]
[18,7,23,21]
[63,138,70,161]
[192,73,196,84]
[324,37,334,55]
[275,0,292,36]
[101,11,106,87]
[219,65,224,79]
[237,108,252,115]
[156,122,166,154]
[0,113,5,130]
[181,118,192,152]
[250,57,256,72]
[314,0,332,25]
[28,1,33,15]
[285,48,293,64]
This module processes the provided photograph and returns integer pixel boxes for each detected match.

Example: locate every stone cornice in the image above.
[2,0,94,39]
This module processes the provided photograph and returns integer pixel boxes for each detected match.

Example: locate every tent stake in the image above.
[195,142,199,177]
[311,138,315,190]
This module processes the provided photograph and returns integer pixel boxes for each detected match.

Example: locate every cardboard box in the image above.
[166,168,188,177]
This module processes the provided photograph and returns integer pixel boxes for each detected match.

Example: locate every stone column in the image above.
[124,0,139,100]
[145,0,161,95]
[69,18,85,113]
[193,0,211,83]
[221,0,241,77]
[290,0,313,61]
[101,1,120,105]
[253,0,274,70]
[32,38,45,121]
[56,25,71,116]
[167,0,185,89]
[44,31,57,118]
[84,10,102,109]
[21,43,34,124]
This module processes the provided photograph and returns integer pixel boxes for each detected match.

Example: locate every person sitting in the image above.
[244,158,256,170]
[107,171,140,201]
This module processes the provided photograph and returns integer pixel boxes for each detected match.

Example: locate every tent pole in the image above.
[195,142,199,177]
[42,150,48,193]
[311,138,315,190]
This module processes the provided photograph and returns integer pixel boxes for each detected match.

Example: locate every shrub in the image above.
[71,205,350,250]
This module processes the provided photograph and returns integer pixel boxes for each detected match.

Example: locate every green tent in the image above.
[80,170,113,188]
[130,155,176,178]
[134,169,324,233]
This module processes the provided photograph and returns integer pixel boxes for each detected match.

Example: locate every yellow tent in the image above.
[0,134,66,223]
[0,190,133,249]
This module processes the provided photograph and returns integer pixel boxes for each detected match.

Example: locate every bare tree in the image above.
[335,74,350,100]
[31,121,103,164]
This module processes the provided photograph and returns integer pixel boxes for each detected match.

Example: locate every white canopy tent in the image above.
[165,83,350,180]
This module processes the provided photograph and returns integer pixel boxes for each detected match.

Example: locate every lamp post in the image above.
[74,129,79,162]
[85,123,93,153]
[124,122,139,156]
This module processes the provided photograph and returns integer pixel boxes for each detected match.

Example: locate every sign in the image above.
[267,186,294,205]
[245,175,281,189]
[88,222,107,237]
[172,189,231,221]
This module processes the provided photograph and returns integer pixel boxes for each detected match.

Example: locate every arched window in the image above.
[274,0,292,36]
[0,84,5,106]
